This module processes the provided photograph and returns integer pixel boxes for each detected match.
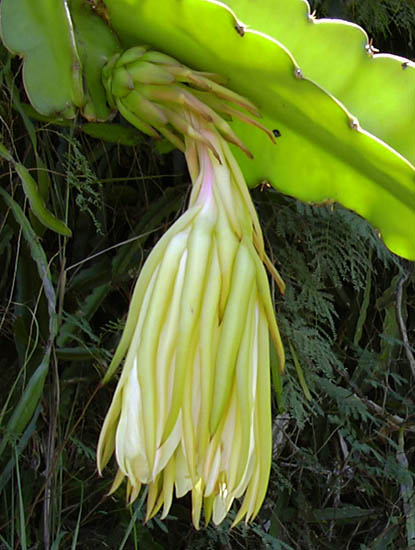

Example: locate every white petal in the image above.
[115,360,150,484]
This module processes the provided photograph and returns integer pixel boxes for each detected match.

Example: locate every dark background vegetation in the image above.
[0,0,414,548]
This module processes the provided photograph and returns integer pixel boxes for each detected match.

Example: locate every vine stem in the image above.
[396,267,415,379]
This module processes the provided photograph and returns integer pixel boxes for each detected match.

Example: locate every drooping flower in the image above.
[97,47,285,528]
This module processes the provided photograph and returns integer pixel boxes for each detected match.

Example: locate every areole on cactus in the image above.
[0,0,414,530]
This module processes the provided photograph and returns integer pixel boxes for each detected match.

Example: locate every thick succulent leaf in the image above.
[102,0,415,260]
[69,0,121,121]
[224,0,415,165]
[0,0,84,117]
[0,0,120,120]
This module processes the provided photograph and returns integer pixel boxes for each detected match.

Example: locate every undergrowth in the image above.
[0,2,414,549]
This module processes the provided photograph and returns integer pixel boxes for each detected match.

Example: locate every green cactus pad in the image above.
[101,0,415,260]
[0,0,120,120]
[0,0,84,117]
[224,0,415,165]
[1,0,413,259]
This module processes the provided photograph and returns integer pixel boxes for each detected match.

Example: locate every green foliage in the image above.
[0,2,414,549]
[63,136,104,235]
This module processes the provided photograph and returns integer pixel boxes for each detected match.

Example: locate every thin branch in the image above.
[396,267,415,379]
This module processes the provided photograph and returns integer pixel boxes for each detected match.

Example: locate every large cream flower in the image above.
[97,47,285,528]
